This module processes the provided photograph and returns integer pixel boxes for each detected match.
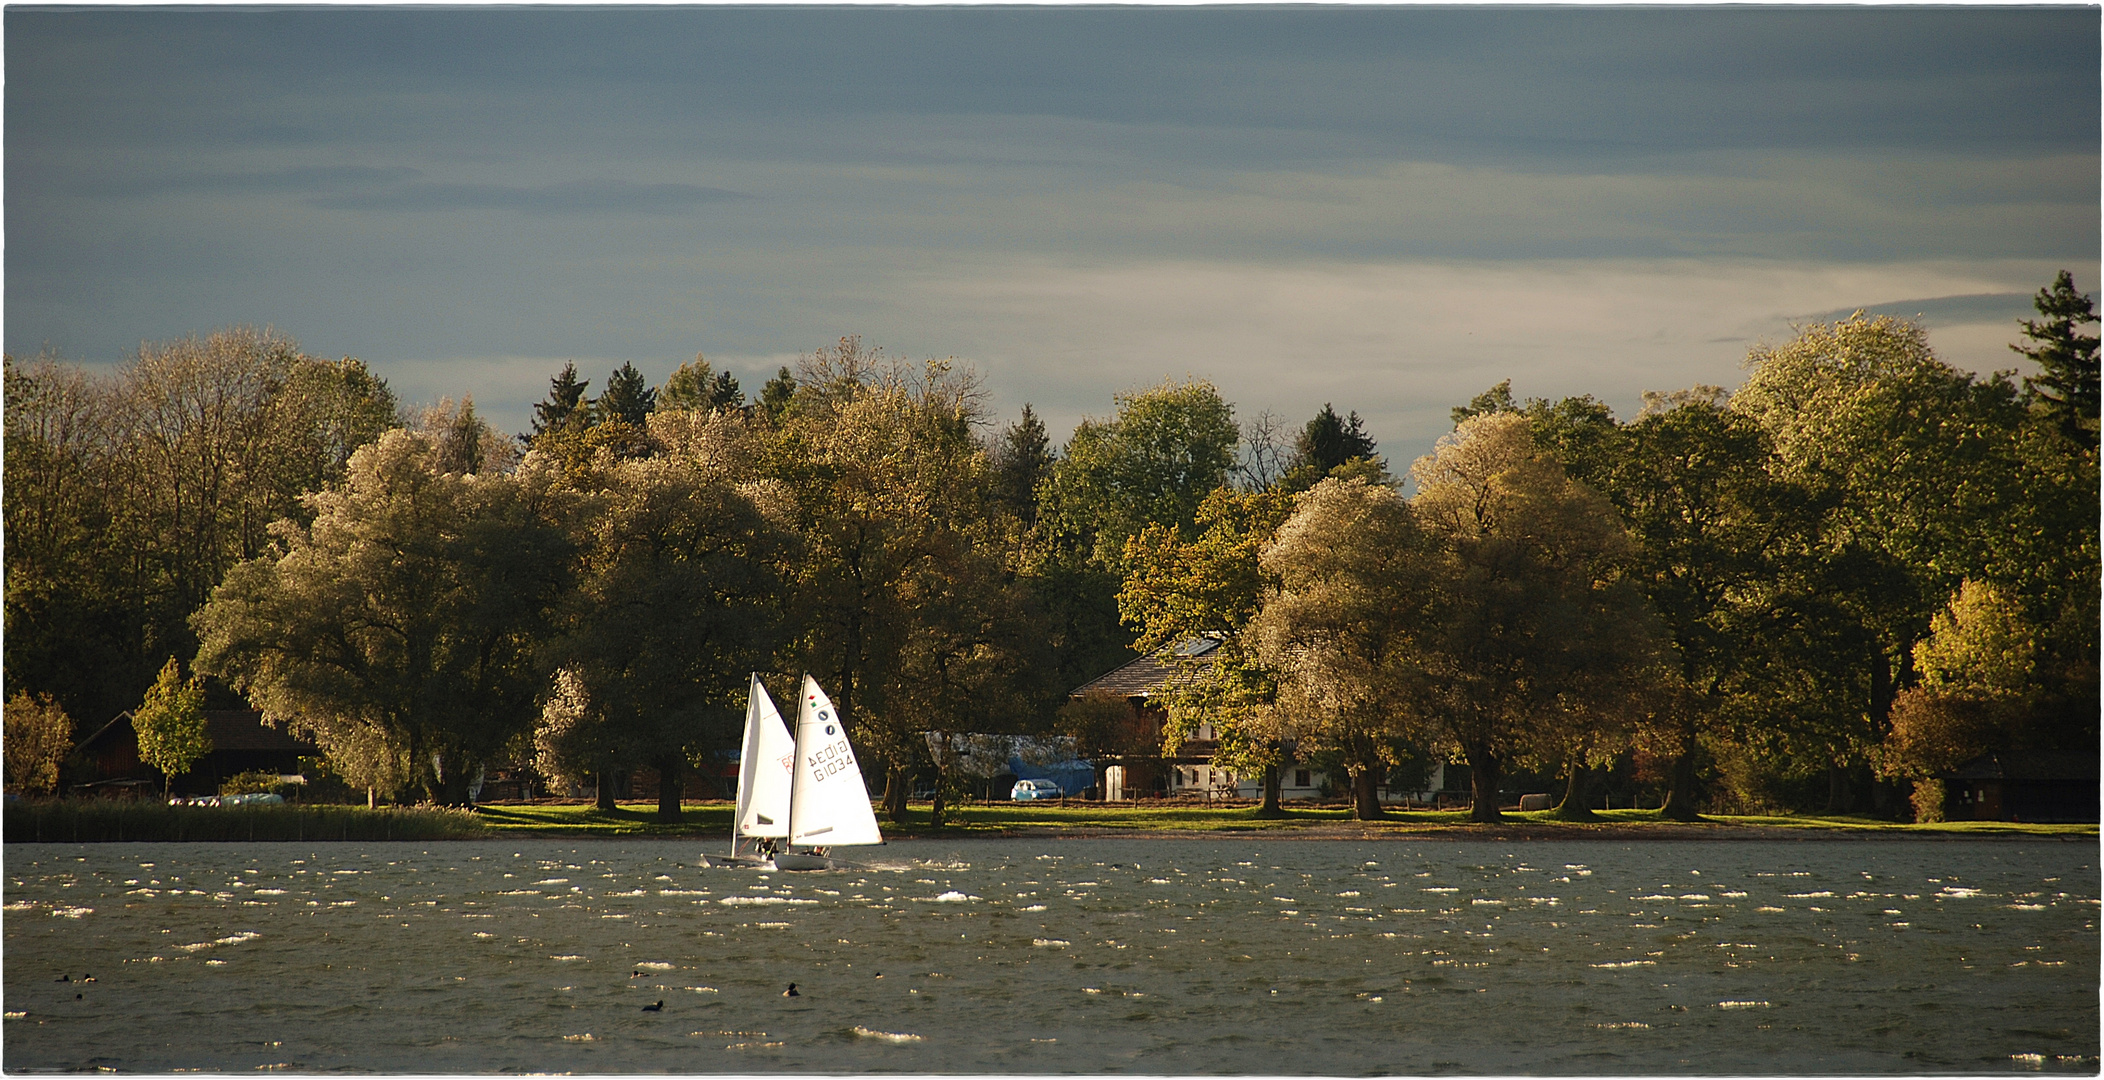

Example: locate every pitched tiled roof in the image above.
[1941,750,2100,782]
[80,710,319,755]
[1069,636,1222,698]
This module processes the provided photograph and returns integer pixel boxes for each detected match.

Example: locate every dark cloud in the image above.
[305,178,748,215]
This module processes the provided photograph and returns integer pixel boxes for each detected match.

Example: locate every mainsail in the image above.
[787,675,884,848]
[732,674,796,843]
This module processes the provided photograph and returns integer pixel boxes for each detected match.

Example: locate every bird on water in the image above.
[642,1000,664,1012]
[783,983,800,997]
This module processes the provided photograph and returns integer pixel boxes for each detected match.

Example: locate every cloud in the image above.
[1797,293,2034,329]
[307,178,748,215]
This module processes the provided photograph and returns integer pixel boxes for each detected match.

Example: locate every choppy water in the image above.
[3,837,2096,1074]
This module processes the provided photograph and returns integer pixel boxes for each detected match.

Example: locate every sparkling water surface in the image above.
[3,837,2096,1074]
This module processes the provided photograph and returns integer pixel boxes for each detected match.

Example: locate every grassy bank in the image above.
[465,800,2097,839]
[4,800,489,843]
[9,799,2089,843]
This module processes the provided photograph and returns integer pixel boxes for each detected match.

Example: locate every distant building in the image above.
[1936,751,2099,823]
[73,710,319,797]
[1070,636,1464,804]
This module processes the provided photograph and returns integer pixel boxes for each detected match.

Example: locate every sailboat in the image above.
[702,674,796,869]
[704,673,882,871]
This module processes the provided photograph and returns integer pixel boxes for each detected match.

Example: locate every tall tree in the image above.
[1283,403,1380,488]
[758,366,799,423]
[1044,379,1240,570]
[1597,395,1809,819]
[1249,478,1436,820]
[2012,270,2100,446]
[990,404,1054,526]
[4,333,400,725]
[1120,485,1298,815]
[1732,312,2036,812]
[1407,414,1671,822]
[597,362,658,427]
[541,409,793,821]
[529,363,592,441]
[193,430,574,805]
[770,339,1048,820]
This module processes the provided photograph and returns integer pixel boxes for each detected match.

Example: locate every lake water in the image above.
[3,837,2096,1074]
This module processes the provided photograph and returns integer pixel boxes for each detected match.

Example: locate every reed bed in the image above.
[4,800,489,843]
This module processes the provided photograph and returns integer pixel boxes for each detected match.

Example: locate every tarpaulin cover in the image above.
[1008,756,1096,796]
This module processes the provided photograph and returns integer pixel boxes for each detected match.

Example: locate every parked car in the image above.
[1011,779,1062,801]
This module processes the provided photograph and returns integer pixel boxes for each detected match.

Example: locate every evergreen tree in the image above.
[759,366,799,422]
[661,354,743,412]
[991,404,1054,525]
[530,363,592,440]
[1289,403,1379,476]
[2012,270,2100,445]
[597,362,657,426]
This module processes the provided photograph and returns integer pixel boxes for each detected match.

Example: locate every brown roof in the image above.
[1069,637,1222,698]
[80,710,318,755]
[1941,751,2100,782]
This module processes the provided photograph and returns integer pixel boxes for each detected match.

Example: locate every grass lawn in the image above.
[467,800,2097,840]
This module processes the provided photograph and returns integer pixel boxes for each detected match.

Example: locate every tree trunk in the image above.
[1351,761,1385,821]
[1550,762,1599,821]
[594,771,617,811]
[1254,763,1285,818]
[1825,762,1852,815]
[883,763,910,822]
[1465,747,1503,823]
[655,759,684,823]
[929,781,949,829]
[1657,724,1703,821]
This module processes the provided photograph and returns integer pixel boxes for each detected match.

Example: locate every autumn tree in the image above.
[1032,379,1241,696]
[193,429,574,805]
[539,409,794,821]
[1249,478,1437,820]
[1119,485,1297,815]
[4,333,399,725]
[770,338,1049,820]
[133,657,211,796]
[4,691,74,796]
[1732,312,2040,812]
[1595,393,1810,819]
[1407,414,1670,822]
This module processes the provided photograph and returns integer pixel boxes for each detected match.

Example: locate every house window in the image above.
[1295,769,1311,788]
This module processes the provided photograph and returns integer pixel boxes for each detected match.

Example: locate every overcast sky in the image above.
[7,6,2098,467]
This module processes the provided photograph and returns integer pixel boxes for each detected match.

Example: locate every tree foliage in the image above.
[193,430,574,805]
[4,691,74,796]
[133,657,211,794]
[2013,270,2100,446]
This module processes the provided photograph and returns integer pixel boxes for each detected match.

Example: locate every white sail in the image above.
[788,675,884,848]
[733,674,796,840]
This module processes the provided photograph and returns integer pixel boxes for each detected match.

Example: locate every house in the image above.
[1937,751,2099,824]
[1071,637,1341,800]
[73,710,320,797]
[1070,636,1471,805]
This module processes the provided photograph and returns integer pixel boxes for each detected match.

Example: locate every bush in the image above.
[1910,778,1948,824]
[220,770,303,797]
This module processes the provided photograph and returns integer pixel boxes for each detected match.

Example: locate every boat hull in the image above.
[700,853,772,870]
[768,851,834,872]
